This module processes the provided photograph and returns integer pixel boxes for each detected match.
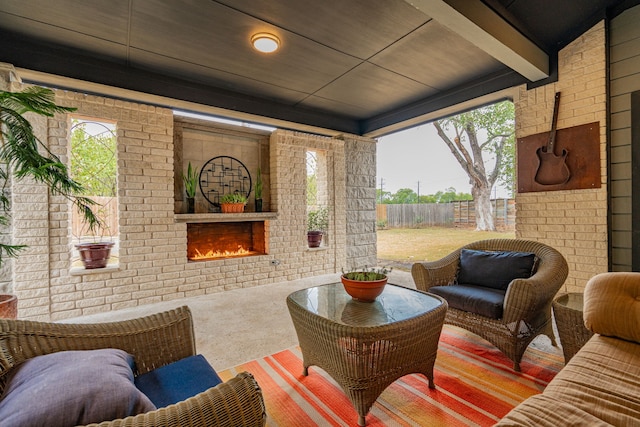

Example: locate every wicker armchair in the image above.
[0,306,266,427]
[412,239,568,371]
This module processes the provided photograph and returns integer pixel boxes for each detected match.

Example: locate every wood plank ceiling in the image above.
[0,0,633,136]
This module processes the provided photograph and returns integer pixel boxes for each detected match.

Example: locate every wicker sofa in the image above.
[0,306,266,427]
[496,272,640,426]
[412,239,568,371]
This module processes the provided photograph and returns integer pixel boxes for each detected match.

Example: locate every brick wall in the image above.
[515,22,608,292]
[2,66,377,320]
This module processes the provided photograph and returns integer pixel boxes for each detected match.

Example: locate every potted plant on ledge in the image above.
[307,207,328,248]
[341,267,392,302]
[254,167,263,212]
[74,204,115,269]
[182,161,198,213]
[220,192,247,213]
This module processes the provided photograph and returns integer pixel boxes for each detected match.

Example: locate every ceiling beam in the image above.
[362,68,524,137]
[406,0,549,81]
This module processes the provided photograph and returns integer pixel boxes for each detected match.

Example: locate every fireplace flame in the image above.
[190,245,254,261]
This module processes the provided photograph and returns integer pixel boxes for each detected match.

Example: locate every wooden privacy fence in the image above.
[377,199,515,229]
[71,196,118,238]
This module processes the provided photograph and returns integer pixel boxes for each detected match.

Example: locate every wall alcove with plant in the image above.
[173,116,271,215]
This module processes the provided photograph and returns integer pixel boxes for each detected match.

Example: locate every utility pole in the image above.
[417,181,420,204]
[379,178,385,203]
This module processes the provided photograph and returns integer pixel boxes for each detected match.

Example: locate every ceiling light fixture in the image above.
[251,33,280,53]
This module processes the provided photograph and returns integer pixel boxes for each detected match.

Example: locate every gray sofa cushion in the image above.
[457,249,536,291]
[0,349,156,427]
[430,284,506,319]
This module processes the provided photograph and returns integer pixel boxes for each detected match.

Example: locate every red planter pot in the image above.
[307,231,323,248]
[221,203,245,213]
[76,242,115,269]
[0,294,17,319]
[340,275,388,302]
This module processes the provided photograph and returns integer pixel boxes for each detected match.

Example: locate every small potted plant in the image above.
[74,205,115,269]
[341,266,392,302]
[307,207,328,248]
[220,192,248,213]
[182,162,198,213]
[254,167,263,212]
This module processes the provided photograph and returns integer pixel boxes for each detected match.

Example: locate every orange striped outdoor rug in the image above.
[219,325,564,426]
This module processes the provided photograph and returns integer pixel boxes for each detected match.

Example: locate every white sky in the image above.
[376,124,510,199]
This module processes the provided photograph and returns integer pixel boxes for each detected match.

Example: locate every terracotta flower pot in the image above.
[0,294,17,319]
[76,242,115,269]
[307,231,323,248]
[340,274,388,302]
[220,203,245,213]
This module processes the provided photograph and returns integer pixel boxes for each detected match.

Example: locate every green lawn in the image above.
[377,227,515,269]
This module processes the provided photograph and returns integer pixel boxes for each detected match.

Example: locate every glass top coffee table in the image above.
[287,283,447,426]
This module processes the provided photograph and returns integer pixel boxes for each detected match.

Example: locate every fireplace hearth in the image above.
[187,222,267,261]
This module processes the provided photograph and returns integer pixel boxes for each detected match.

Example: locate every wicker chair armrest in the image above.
[411,251,460,292]
[503,257,568,324]
[0,306,196,379]
[85,371,267,427]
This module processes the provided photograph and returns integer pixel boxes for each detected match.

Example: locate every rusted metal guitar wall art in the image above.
[517,92,601,193]
[534,92,571,185]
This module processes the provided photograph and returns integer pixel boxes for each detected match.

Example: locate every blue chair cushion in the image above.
[457,249,536,291]
[134,354,222,408]
[430,284,506,319]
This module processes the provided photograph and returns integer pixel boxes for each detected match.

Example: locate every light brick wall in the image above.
[269,130,350,278]
[342,135,378,270]
[515,21,608,292]
[2,67,377,320]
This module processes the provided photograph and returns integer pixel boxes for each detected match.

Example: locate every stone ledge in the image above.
[175,213,278,223]
[70,265,120,276]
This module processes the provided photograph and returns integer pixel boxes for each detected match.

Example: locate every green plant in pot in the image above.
[182,161,198,213]
[307,207,328,248]
[220,192,247,213]
[0,87,101,314]
[254,167,263,212]
[341,266,392,302]
[74,206,115,270]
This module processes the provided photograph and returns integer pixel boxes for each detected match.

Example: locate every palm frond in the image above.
[0,87,102,265]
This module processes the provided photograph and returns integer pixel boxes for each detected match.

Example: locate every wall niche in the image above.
[173,117,271,214]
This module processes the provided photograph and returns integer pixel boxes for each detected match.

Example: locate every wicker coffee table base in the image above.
[287,296,447,426]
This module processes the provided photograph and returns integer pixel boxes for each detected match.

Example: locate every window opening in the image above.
[306,150,329,246]
[70,118,119,268]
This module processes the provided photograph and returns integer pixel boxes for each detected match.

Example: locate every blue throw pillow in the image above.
[457,249,536,291]
[134,354,222,408]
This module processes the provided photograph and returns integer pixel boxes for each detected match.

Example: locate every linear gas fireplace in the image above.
[187,222,268,261]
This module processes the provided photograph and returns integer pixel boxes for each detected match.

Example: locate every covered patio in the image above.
[2,2,640,425]
[0,1,636,321]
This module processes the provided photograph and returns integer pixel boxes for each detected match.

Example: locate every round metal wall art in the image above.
[198,156,252,207]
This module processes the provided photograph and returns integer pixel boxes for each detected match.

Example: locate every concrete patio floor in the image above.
[63,269,560,371]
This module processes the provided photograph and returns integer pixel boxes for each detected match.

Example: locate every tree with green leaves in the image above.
[0,87,99,266]
[431,187,473,204]
[432,101,515,231]
[388,188,418,204]
[70,122,117,197]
